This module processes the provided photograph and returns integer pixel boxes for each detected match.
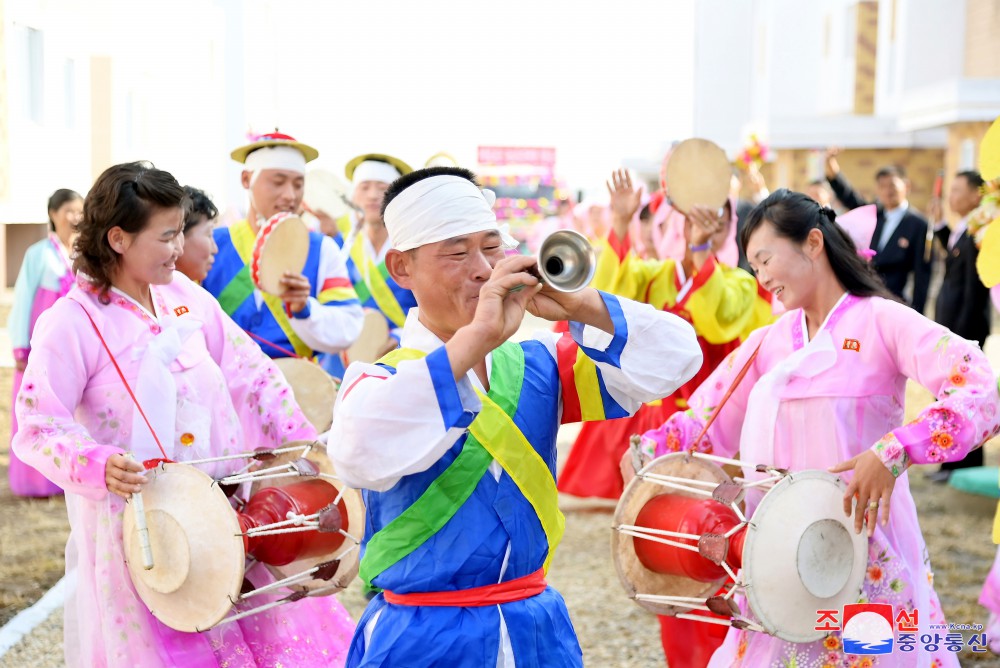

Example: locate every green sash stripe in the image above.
[217,266,254,317]
[358,342,524,587]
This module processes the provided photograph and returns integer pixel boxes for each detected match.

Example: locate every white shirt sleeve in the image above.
[329,346,480,491]
[566,292,702,415]
[329,291,701,491]
[287,236,365,354]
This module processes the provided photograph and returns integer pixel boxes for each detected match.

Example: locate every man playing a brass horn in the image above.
[328,166,703,667]
[202,132,364,361]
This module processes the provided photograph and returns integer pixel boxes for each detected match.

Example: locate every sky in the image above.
[241,0,696,196]
[2,0,696,216]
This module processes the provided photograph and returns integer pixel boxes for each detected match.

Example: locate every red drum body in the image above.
[239,480,348,566]
[632,494,744,582]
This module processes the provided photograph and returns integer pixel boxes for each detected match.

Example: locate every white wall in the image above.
[2,0,93,222]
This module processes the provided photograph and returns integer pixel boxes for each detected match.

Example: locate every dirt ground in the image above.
[1,332,1000,665]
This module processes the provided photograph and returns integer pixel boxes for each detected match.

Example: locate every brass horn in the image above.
[535,229,596,293]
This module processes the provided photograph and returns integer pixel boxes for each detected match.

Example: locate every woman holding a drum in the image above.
[640,189,1000,667]
[12,162,354,667]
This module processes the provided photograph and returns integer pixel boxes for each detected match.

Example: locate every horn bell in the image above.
[536,229,596,293]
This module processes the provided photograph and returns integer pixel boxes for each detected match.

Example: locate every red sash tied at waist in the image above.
[382,568,547,607]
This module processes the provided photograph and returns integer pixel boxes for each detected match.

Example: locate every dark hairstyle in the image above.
[956,170,985,190]
[875,165,906,181]
[380,166,480,218]
[740,188,896,301]
[182,185,219,232]
[47,188,82,231]
[75,161,187,302]
[639,203,652,222]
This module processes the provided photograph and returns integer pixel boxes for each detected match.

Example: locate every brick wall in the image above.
[753,147,945,214]
[854,1,879,115]
[964,0,1000,78]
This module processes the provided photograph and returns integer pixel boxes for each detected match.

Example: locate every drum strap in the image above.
[358,342,565,587]
[72,298,171,465]
[348,233,407,327]
[691,338,764,451]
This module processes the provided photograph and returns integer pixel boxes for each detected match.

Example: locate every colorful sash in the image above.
[217,220,312,358]
[358,342,565,587]
[348,233,407,327]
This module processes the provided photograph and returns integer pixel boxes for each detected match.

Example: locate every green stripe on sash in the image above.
[358,342,565,587]
[217,266,254,316]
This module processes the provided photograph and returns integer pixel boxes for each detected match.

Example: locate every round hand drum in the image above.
[342,310,391,366]
[273,357,339,433]
[251,212,310,295]
[663,138,732,215]
[613,452,868,643]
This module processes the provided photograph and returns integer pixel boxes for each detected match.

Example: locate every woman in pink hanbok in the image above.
[12,162,354,667]
[641,189,1000,668]
[8,188,82,497]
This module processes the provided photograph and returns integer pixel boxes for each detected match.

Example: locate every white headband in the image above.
[244,146,307,176]
[383,175,518,252]
[353,160,401,186]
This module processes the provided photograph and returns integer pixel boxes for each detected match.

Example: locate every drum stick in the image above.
[129,455,155,570]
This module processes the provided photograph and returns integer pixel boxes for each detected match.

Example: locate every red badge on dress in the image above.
[843,338,861,352]
[897,237,909,249]
[174,306,189,317]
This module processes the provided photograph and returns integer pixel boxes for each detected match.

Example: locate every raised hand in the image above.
[686,205,724,247]
[607,168,644,238]
[824,147,842,180]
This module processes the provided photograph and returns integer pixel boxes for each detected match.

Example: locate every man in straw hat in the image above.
[202,132,363,361]
[328,166,702,667]
[315,153,419,377]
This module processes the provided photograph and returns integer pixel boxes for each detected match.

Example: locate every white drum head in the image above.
[663,138,732,215]
[612,452,733,616]
[304,168,351,219]
[250,443,365,593]
[252,213,310,295]
[344,310,391,365]
[273,358,339,433]
[741,470,867,643]
[123,463,245,632]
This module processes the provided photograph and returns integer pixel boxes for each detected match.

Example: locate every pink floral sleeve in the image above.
[873,302,1000,477]
[196,289,318,448]
[640,325,768,462]
[12,301,122,500]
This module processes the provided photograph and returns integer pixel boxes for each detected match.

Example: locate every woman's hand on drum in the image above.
[105,453,147,499]
[829,450,895,537]
[280,272,312,314]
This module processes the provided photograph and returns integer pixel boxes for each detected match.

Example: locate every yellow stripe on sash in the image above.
[350,234,407,327]
[378,346,565,572]
[572,349,606,421]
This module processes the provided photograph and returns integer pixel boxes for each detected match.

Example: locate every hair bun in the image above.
[819,206,837,223]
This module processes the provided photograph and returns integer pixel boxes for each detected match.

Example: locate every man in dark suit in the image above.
[825,152,932,313]
[926,170,988,481]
